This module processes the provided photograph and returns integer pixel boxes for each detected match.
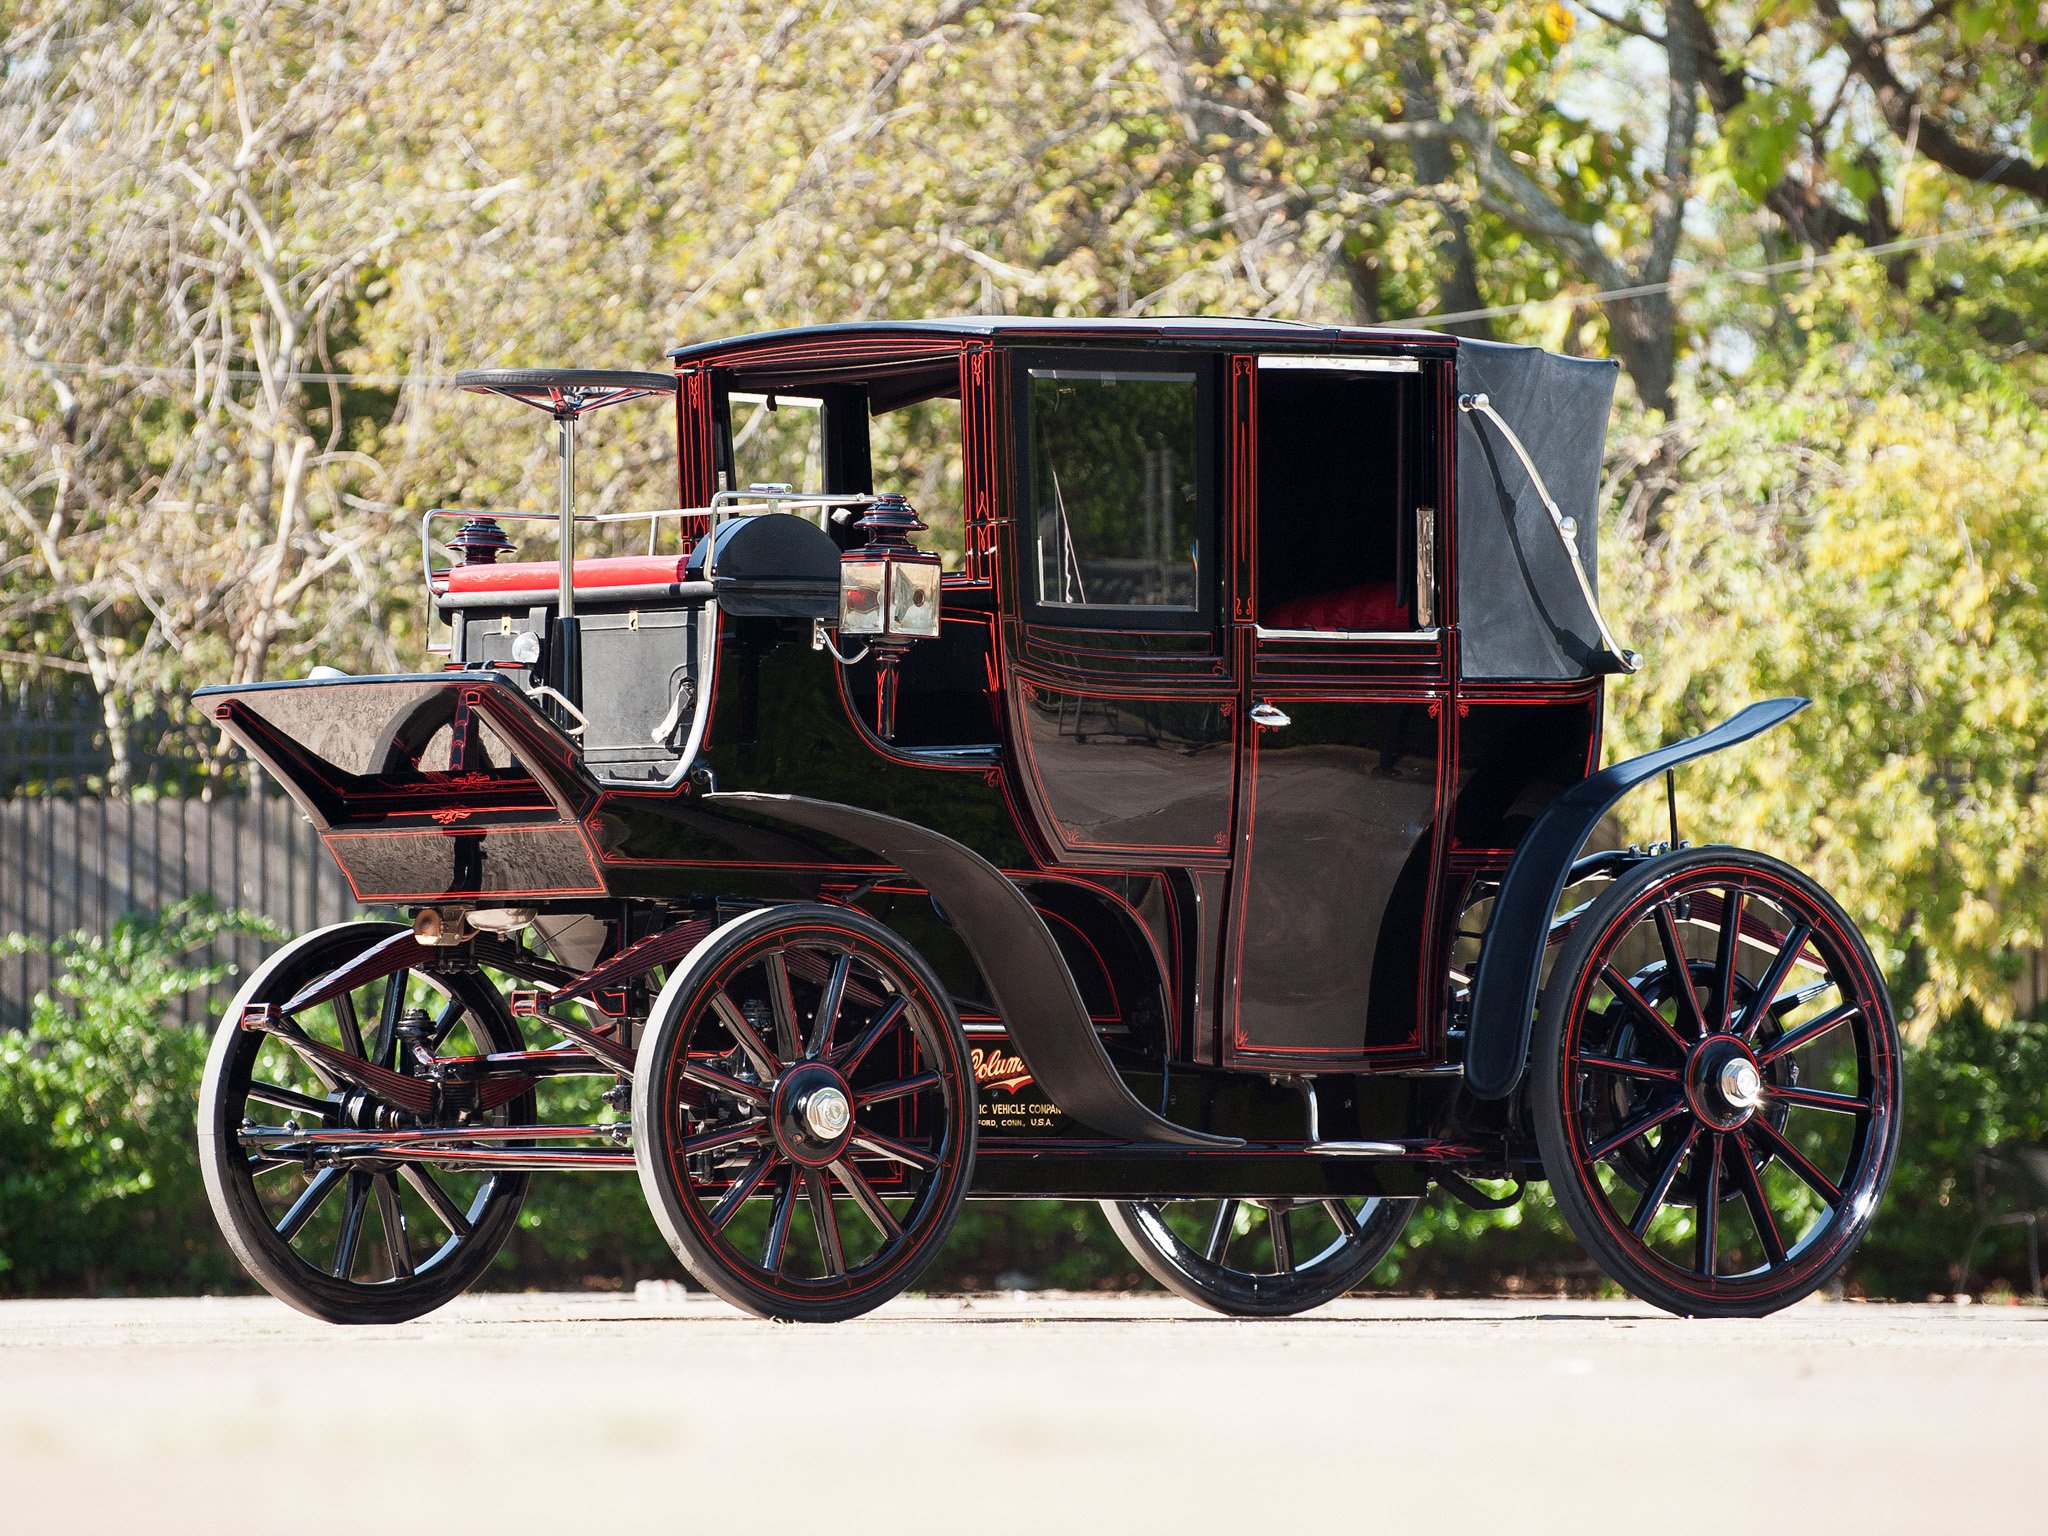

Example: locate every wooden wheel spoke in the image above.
[332,1172,371,1280]
[683,1059,769,1106]
[1763,1083,1871,1116]
[1267,1206,1296,1274]
[765,952,801,1064]
[849,1128,938,1171]
[805,1168,846,1278]
[1323,1200,1360,1240]
[332,989,368,1060]
[805,953,851,1060]
[1204,1201,1239,1264]
[1769,978,1834,1018]
[1630,1123,1699,1239]
[1589,1098,1689,1162]
[424,997,465,1054]
[1694,1134,1723,1279]
[399,1163,472,1239]
[831,1158,904,1241]
[247,1080,333,1118]
[1600,965,1691,1060]
[1655,903,1708,1037]
[710,992,780,1080]
[372,969,410,1069]
[1726,1141,1789,1267]
[856,1071,941,1109]
[1738,922,1815,1042]
[709,1150,779,1231]
[761,1169,798,1274]
[832,998,909,1077]
[1758,1003,1859,1066]
[274,1166,343,1242]
[1709,888,1745,1029]
[684,1118,767,1157]
[374,1172,414,1279]
[1743,1116,1844,1207]
[1579,1054,1681,1085]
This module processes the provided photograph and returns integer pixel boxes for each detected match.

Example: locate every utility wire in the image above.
[10,209,2048,382]
[1379,208,2048,329]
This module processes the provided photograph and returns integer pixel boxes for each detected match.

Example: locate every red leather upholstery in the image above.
[1263,583,1409,632]
[441,555,689,595]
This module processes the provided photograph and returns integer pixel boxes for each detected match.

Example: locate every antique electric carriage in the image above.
[194,319,1900,1323]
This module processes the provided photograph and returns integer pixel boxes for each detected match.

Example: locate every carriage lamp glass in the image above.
[888,560,941,638]
[839,560,889,635]
[839,493,941,641]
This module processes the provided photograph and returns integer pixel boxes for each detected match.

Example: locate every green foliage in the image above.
[1855,1011,2048,1298]
[1606,287,2048,1030]
[0,900,277,1292]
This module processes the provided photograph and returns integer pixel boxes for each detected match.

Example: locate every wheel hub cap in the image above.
[1687,1035,1764,1130]
[801,1084,852,1141]
[771,1062,857,1165]
[1718,1057,1762,1112]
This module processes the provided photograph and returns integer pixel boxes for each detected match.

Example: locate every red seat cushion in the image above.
[441,555,689,596]
[1264,583,1409,632]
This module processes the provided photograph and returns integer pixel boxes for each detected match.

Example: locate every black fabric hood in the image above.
[1454,340,1620,680]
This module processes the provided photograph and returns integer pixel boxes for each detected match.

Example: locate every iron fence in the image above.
[0,684,355,1028]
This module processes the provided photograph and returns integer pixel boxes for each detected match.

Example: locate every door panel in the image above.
[1009,677,1235,859]
[1225,698,1442,1061]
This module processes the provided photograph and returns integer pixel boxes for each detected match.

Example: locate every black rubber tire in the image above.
[1530,845,1901,1318]
[1101,1195,1417,1317]
[198,922,533,1325]
[633,905,976,1323]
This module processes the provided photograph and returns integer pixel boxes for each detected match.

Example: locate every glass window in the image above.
[870,395,966,572]
[727,392,824,492]
[1028,369,1199,610]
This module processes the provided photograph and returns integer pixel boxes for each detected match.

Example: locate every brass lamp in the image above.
[838,493,942,739]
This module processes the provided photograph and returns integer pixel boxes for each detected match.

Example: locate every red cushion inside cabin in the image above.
[440,555,690,596]
[1263,583,1409,632]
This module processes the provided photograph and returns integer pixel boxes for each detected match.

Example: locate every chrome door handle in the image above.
[1248,702,1291,730]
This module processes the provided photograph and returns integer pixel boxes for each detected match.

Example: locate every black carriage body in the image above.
[199,318,1625,1198]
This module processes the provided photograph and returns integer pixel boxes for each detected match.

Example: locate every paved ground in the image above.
[1,1291,2041,1533]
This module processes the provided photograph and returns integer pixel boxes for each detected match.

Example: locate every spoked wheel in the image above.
[1101,1195,1417,1317]
[1532,846,1901,1318]
[198,922,534,1324]
[633,905,976,1322]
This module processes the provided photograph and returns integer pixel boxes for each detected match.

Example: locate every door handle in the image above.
[1248,702,1291,730]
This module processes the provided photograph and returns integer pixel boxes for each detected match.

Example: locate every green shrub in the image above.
[1853,1011,2048,1298]
[0,899,277,1293]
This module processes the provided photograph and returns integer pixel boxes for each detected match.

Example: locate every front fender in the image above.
[1463,697,1810,1100]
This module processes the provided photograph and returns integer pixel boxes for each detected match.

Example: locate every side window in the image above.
[725,391,826,492]
[1254,360,1426,634]
[870,394,967,572]
[1027,367,1200,612]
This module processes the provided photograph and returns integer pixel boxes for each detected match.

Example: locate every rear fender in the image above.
[1463,697,1809,1101]
[705,792,1239,1148]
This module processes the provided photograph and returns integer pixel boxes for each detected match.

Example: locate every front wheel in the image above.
[197,922,534,1324]
[1531,846,1901,1318]
[632,905,977,1322]
[1102,1195,1417,1316]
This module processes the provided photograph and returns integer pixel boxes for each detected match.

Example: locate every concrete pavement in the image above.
[0,1291,2040,1533]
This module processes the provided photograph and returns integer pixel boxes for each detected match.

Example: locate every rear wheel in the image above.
[198,922,533,1324]
[1531,846,1901,1318]
[1102,1195,1416,1316]
[633,906,976,1322]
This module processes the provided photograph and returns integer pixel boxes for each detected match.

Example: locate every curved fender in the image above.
[706,791,1241,1149]
[1464,697,1810,1101]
